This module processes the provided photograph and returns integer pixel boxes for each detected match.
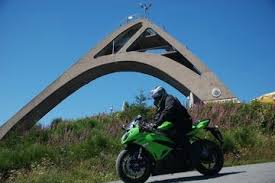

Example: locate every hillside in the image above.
[0,101,275,182]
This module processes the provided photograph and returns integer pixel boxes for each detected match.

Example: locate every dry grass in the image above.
[1,102,275,182]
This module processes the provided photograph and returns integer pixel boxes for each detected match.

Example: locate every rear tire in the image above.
[195,140,224,176]
[116,148,151,183]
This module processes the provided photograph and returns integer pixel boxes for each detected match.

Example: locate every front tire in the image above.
[116,148,151,183]
[195,140,224,176]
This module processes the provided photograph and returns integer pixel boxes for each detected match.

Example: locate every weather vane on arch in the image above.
[139,2,152,18]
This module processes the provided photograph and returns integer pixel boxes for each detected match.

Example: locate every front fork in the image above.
[134,146,155,168]
[138,147,143,160]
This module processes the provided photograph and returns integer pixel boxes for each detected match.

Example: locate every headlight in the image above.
[122,132,129,142]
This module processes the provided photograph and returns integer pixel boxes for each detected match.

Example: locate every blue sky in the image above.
[1,0,275,126]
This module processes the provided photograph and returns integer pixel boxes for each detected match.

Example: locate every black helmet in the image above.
[150,86,167,106]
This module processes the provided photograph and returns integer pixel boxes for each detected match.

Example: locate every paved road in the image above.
[110,162,275,183]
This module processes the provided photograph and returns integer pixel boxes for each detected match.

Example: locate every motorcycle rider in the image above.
[150,86,193,147]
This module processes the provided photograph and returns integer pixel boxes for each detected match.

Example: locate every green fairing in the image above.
[121,127,174,160]
[157,121,173,130]
[187,119,210,136]
[121,127,140,144]
[121,119,210,161]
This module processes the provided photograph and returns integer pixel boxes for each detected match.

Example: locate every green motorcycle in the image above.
[116,115,224,183]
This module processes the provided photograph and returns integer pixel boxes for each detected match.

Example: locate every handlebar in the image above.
[140,122,158,133]
[121,117,157,132]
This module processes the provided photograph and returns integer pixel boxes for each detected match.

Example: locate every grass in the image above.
[0,102,275,182]
[0,115,122,183]
[7,159,117,183]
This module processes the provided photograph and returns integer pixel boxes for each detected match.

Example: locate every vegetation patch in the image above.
[1,96,275,182]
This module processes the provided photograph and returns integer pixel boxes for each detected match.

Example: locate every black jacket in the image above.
[154,94,192,134]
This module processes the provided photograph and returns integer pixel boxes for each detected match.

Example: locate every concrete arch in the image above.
[0,19,236,139]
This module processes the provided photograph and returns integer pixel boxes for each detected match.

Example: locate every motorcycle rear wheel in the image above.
[195,140,224,176]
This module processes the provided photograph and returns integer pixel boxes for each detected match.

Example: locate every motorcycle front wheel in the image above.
[116,148,151,183]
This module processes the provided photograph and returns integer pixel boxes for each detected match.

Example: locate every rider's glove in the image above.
[141,122,154,132]
[147,123,157,131]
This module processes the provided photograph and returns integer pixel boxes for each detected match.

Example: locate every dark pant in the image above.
[162,128,189,147]
[175,132,191,151]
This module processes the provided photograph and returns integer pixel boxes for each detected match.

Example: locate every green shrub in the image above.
[222,131,236,153]
[190,102,275,132]
[233,127,257,147]
[0,144,54,171]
